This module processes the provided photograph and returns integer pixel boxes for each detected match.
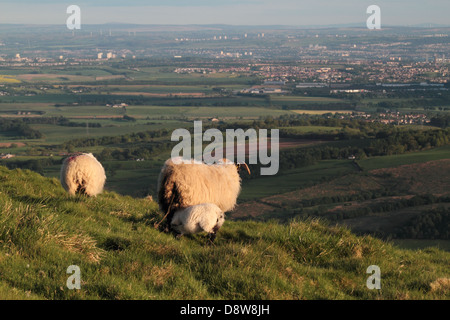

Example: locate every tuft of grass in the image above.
[45,231,105,264]
[430,278,450,295]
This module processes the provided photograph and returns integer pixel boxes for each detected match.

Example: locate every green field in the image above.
[272,96,345,103]
[281,125,343,132]
[292,110,354,115]
[358,145,450,171]
[240,145,450,202]
[29,121,181,144]
[240,160,357,201]
[392,239,450,252]
[0,103,295,119]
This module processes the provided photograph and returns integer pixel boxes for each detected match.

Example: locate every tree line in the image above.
[60,128,171,150]
[264,194,450,239]
[0,118,42,139]
[430,114,450,129]
[21,116,102,128]
[393,207,450,240]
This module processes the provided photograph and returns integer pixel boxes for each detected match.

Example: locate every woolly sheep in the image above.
[170,203,225,241]
[156,157,250,228]
[60,153,106,196]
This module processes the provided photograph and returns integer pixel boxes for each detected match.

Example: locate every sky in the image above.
[0,0,448,26]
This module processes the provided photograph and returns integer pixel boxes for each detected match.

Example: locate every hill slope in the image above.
[0,166,448,300]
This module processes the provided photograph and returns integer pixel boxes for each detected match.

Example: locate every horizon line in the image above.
[0,23,448,28]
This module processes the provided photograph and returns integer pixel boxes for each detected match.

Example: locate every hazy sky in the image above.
[0,0,448,26]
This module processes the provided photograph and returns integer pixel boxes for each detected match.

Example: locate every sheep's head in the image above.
[219,158,251,175]
[236,162,251,175]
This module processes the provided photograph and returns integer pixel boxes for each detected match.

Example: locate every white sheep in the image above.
[60,153,106,196]
[170,203,225,241]
[156,157,250,228]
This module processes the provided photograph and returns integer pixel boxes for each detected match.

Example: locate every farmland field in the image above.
[273,96,345,103]
[358,145,450,171]
[239,160,357,201]
[0,75,20,83]
[292,110,355,115]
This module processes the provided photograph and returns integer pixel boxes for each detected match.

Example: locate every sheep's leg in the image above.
[173,231,184,240]
[76,180,87,195]
[76,185,87,195]
[208,232,217,243]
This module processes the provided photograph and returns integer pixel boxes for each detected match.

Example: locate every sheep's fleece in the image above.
[157,157,241,216]
[60,153,106,196]
[171,203,225,236]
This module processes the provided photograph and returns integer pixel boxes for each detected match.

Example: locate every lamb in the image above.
[170,203,225,242]
[156,157,250,229]
[60,153,106,196]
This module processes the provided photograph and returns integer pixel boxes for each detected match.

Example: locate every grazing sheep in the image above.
[156,157,250,229]
[171,203,225,241]
[60,153,106,196]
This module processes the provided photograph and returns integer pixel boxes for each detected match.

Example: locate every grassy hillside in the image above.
[0,166,448,300]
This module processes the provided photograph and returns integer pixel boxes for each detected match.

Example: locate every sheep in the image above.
[171,203,225,242]
[156,157,250,230]
[60,153,106,196]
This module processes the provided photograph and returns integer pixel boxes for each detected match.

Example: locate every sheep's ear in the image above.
[221,158,233,165]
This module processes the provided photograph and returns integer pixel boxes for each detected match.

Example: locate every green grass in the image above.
[29,123,167,144]
[271,96,345,105]
[280,125,343,132]
[240,160,358,201]
[0,102,295,120]
[128,67,259,85]
[359,145,450,171]
[123,105,293,119]
[273,96,343,102]
[106,84,246,93]
[392,239,450,252]
[292,110,354,115]
[0,166,448,300]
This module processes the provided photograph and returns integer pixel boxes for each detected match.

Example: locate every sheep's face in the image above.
[219,158,250,175]
[66,155,77,163]
[213,212,225,233]
[65,152,87,163]
[236,163,251,175]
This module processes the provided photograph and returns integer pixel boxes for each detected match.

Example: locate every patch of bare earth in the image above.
[369,159,450,196]
[0,142,26,147]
